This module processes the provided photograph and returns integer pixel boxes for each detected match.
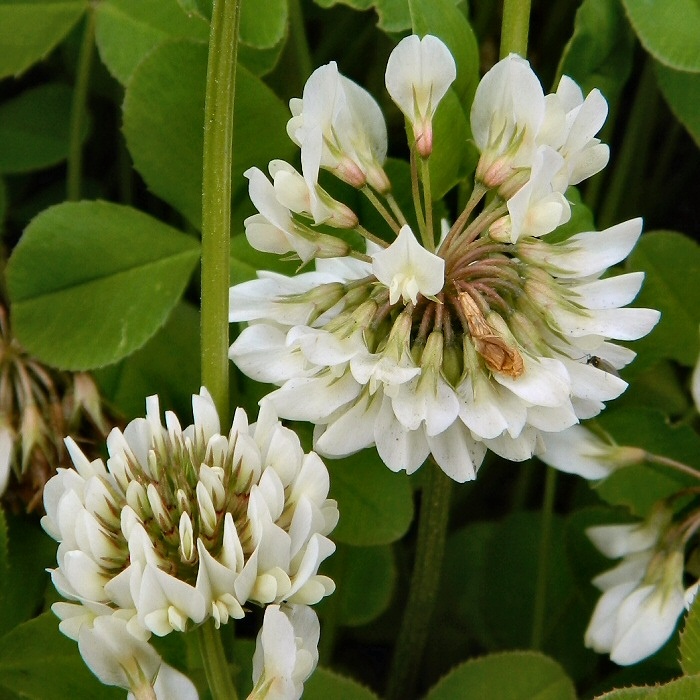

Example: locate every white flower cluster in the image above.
[42,389,337,697]
[229,36,659,483]
[585,508,691,665]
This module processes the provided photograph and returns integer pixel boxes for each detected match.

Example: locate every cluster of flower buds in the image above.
[229,35,659,483]
[0,305,111,511]
[585,507,695,665]
[42,389,337,697]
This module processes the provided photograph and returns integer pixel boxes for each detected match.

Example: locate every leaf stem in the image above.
[385,464,453,700]
[201,0,242,421]
[500,0,532,58]
[531,465,556,650]
[288,0,313,81]
[598,59,658,229]
[66,9,95,201]
[196,619,238,700]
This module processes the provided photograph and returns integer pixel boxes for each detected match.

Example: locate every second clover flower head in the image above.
[42,389,337,696]
[229,37,660,483]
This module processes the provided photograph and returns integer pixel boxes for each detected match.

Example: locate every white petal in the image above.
[372,225,445,305]
[538,425,612,479]
[426,422,485,482]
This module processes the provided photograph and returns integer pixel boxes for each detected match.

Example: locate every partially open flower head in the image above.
[229,38,659,483]
[584,507,691,665]
[43,390,337,694]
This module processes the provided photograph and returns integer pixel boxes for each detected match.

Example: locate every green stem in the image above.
[531,466,556,650]
[598,59,657,229]
[361,186,401,235]
[288,0,313,80]
[386,465,453,700]
[201,0,242,421]
[420,159,434,251]
[66,9,95,201]
[196,620,238,700]
[644,452,700,481]
[500,0,532,58]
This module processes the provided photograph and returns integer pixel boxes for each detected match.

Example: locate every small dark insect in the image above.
[585,355,620,378]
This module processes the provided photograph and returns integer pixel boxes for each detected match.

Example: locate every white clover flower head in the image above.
[371,225,445,304]
[287,62,389,192]
[249,604,320,700]
[691,326,700,412]
[43,390,337,683]
[584,508,690,665]
[385,34,456,157]
[229,35,659,483]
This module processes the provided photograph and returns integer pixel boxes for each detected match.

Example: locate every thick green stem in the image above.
[197,619,238,700]
[66,9,95,201]
[201,0,241,421]
[500,0,531,58]
[288,0,313,80]
[598,59,657,229]
[199,3,240,695]
[386,465,453,700]
[531,466,556,650]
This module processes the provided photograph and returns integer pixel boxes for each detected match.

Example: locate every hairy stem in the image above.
[500,0,532,58]
[197,619,238,700]
[531,466,556,649]
[201,0,242,421]
[385,465,453,700]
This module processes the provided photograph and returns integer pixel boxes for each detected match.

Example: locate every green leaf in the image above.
[0,613,122,699]
[95,302,201,420]
[0,0,86,79]
[327,449,413,546]
[240,0,287,49]
[305,667,380,700]
[424,651,576,700]
[0,514,57,636]
[680,597,700,675]
[594,675,700,699]
[557,0,635,102]
[621,0,700,72]
[176,0,210,21]
[595,407,700,517]
[655,62,700,148]
[409,0,479,110]
[123,40,295,229]
[318,544,395,626]
[428,89,474,200]
[0,84,87,175]
[627,231,700,368]
[7,201,200,370]
[94,0,208,85]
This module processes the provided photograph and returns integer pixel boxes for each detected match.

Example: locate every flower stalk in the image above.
[385,464,453,700]
[200,0,242,696]
[500,0,532,58]
[197,620,238,700]
[201,0,242,420]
